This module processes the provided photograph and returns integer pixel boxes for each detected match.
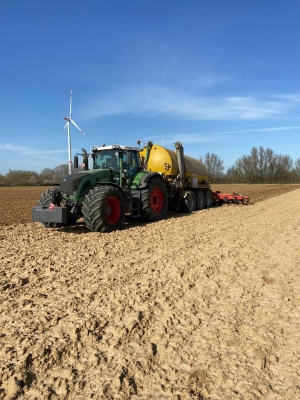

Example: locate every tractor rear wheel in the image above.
[195,190,205,210]
[82,186,125,232]
[204,189,213,209]
[140,176,168,221]
[181,190,197,213]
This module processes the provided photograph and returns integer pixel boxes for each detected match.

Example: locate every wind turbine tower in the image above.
[62,89,86,175]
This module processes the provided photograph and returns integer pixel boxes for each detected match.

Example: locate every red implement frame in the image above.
[212,191,250,205]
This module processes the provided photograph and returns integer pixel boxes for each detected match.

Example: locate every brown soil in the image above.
[0,185,300,399]
[1,184,300,226]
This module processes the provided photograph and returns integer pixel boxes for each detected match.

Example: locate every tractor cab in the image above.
[74,144,142,187]
[92,145,141,184]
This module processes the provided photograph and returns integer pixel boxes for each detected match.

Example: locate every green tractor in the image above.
[32,144,168,232]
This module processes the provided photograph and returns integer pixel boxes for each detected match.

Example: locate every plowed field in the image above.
[1,184,300,226]
[1,184,300,399]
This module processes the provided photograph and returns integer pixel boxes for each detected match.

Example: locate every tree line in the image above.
[0,164,71,187]
[0,146,300,186]
[200,146,300,184]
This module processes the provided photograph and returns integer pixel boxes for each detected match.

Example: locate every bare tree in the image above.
[28,175,38,185]
[0,174,6,186]
[199,153,225,183]
[257,146,266,183]
[295,158,300,176]
[5,170,39,186]
[53,164,73,180]
[236,146,266,183]
[40,168,56,184]
[280,155,293,183]
[235,155,254,183]
[40,164,71,184]
[226,165,245,184]
[235,147,296,183]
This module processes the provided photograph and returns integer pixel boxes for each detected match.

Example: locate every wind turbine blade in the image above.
[70,119,85,135]
[62,121,69,132]
[70,88,72,118]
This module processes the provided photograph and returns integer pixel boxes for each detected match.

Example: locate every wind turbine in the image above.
[62,89,85,174]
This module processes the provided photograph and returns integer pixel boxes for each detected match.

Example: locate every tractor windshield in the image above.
[93,149,140,179]
[94,150,119,170]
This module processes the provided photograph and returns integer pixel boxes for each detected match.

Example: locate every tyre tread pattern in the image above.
[82,186,125,232]
[195,190,205,210]
[204,189,212,209]
[181,190,196,213]
[140,176,168,222]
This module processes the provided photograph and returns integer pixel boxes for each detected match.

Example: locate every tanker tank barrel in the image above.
[140,142,209,184]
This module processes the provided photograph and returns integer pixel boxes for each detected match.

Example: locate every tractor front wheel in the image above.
[82,186,125,232]
[140,177,168,221]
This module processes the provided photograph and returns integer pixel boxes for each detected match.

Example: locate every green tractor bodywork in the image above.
[32,144,168,232]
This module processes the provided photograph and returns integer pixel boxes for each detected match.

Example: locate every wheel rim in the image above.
[150,187,163,214]
[105,197,121,224]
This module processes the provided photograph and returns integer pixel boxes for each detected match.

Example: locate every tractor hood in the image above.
[59,169,118,197]
[60,172,91,196]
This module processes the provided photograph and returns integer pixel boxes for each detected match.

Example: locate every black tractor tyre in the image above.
[204,189,213,209]
[181,190,197,213]
[140,176,168,222]
[195,190,205,210]
[82,186,125,232]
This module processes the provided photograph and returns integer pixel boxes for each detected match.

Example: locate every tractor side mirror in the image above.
[74,155,79,169]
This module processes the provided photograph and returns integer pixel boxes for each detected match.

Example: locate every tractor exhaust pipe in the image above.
[82,148,89,170]
[144,141,153,168]
[175,142,186,189]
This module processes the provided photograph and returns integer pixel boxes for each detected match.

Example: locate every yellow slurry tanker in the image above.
[33,140,247,232]
[140,141,212,212]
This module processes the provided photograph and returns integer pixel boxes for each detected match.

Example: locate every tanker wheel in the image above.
[82,186,125,232]
[37,187,64,228]
[204,189,213,209]
[140,176,168,222]
[195,190,205,210]
[181,190,197,213]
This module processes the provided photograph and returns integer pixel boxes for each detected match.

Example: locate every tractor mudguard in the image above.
[131,171,163,190]
[96,181,122,190]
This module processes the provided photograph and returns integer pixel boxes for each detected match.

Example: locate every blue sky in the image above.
[1,0,300,175]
